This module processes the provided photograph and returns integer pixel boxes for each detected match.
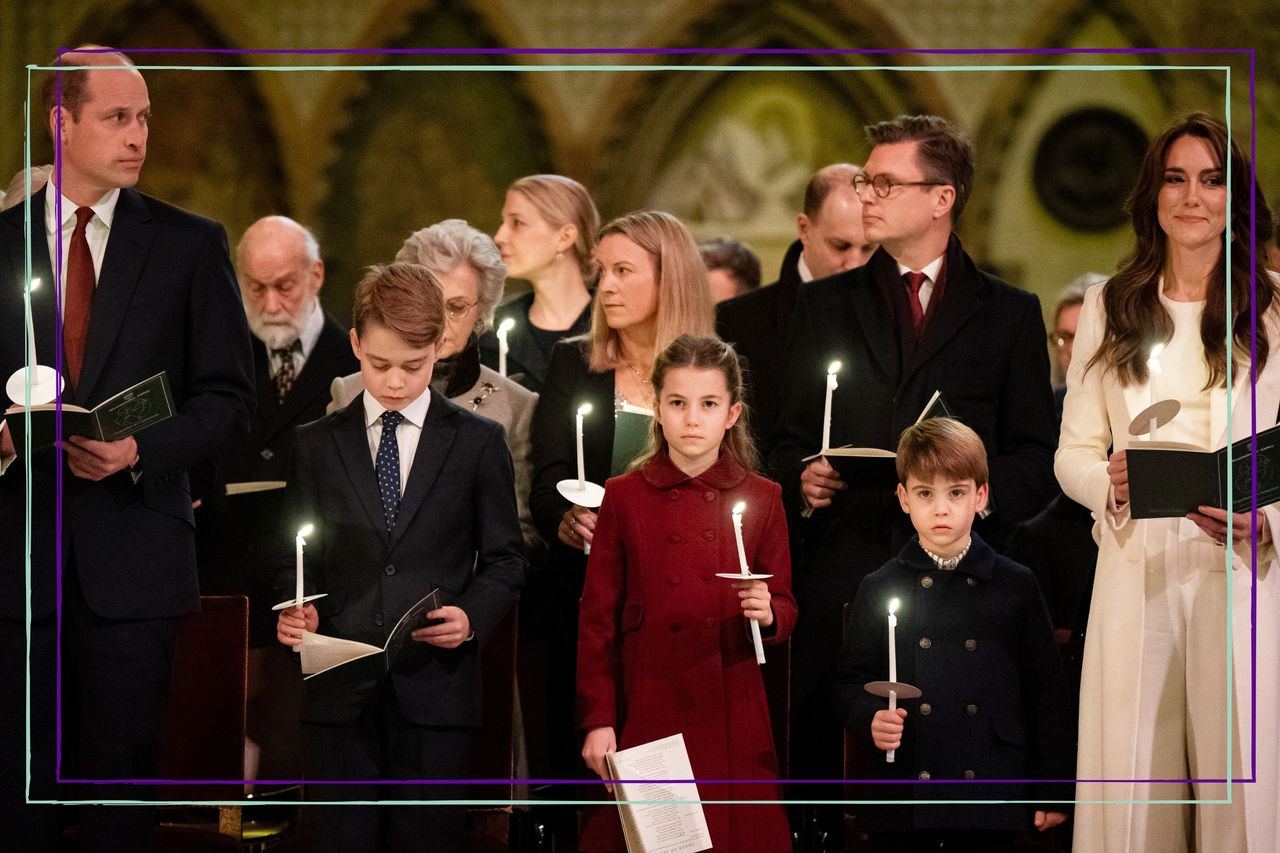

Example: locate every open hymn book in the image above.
[4,371,174,452]
[605,733,713,853]
[300,588,443,693]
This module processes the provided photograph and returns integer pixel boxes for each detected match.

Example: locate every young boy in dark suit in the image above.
[835,418,1071,853]
[276,262,526,853]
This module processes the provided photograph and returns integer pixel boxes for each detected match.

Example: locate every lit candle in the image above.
[731,501,749,576]
[497,318,515,377]
[295,523,314,608]
[576,403,591,490]
[821,361,841,451]
[294,523,314,653]
[731,502,766,664]
[1147,344,1164,441]
[24,277,39,375]
[887,597,900,763]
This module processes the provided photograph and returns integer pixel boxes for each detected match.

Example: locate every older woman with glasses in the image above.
[329,219,541,551]
[1058,113,1280,852]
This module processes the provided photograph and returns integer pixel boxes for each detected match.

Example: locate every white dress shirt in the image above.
[362,387,431,497]
[896,253,945,314]
[45,186,119,310]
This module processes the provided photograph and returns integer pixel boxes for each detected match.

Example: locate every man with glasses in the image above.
[770,115,1057,843]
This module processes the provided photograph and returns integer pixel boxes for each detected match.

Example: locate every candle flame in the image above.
[1147,343,1165,365]
[888,598,899,615]
[297,523,314,539]
[577,403,592,416]
[827,360,842,375]
[498,318,515,334]
[732,501,746,515]
[29,277,41,292]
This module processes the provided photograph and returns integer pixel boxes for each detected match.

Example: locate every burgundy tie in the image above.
[903,271,928,335]
[63,206,96,385]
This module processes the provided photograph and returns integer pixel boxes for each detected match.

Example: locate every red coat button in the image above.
[703,616,716,627]
[669,491,681,501]
[668,533,681,544]
[668,573,682,585]
[704,491,716,502]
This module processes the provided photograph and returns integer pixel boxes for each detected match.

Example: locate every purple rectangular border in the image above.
[36,44,1261,796]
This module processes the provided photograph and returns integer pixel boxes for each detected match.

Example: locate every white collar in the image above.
[45,185,120,234]
[797,252,814,283]
[297,297,325,359]
[362,386,431,430]
[896,253,945,284]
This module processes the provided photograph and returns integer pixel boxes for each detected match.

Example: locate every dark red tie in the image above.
[63,206,95,385]
[903,271,928,335]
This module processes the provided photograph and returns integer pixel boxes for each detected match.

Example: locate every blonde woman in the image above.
[483,174,600,391]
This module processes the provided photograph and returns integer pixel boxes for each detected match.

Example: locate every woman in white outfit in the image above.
[1058,112,1280,852]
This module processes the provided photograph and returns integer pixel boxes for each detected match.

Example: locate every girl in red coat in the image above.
[577,334,797,852]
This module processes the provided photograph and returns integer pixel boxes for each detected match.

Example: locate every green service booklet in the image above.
[1126,423,1280,519]
[612,403,654,476]
[4,371,174,452]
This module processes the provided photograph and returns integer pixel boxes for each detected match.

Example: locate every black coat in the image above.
[716,239,804,457]
[277,392,527,726]
[0,186,255,621]
[769,237,1058,705]
[479,290,592,393]
[834,534,1073,833]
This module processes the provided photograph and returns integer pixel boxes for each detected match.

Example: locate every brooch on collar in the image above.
[469,382,500,411]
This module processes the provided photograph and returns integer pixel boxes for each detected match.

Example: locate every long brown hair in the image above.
[585,210,715,372]
[629,335,760,473]
[1088,112,1276,388]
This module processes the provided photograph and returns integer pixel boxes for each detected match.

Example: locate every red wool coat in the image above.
[577,449,797,853]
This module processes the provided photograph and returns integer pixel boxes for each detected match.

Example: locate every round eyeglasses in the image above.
[852,173,947,198]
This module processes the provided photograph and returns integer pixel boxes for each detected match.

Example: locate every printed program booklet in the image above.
[5,371,174,452]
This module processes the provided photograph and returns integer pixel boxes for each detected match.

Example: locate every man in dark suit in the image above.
[0,48,255,848]
[769,116,1056,839]
[275,262,526,852]
[716,163,876,452]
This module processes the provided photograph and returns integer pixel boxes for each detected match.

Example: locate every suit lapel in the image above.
[849,252,900,382]
[333,395,390,545]
[902,252,983,383]
[389,393,459,552]
[77,188,154,402]
[251,338,278,427]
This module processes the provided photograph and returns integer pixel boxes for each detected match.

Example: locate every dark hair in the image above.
[698,237,762,291]
[866,115,974,221]
[630,335,760,473]
[1087,112,1276,388]
[896,418,988,487]
[40,46,134,125]
[352,262,445,349]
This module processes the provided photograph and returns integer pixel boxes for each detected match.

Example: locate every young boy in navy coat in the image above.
[835,418,1071,853]
[275,262,526,853]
